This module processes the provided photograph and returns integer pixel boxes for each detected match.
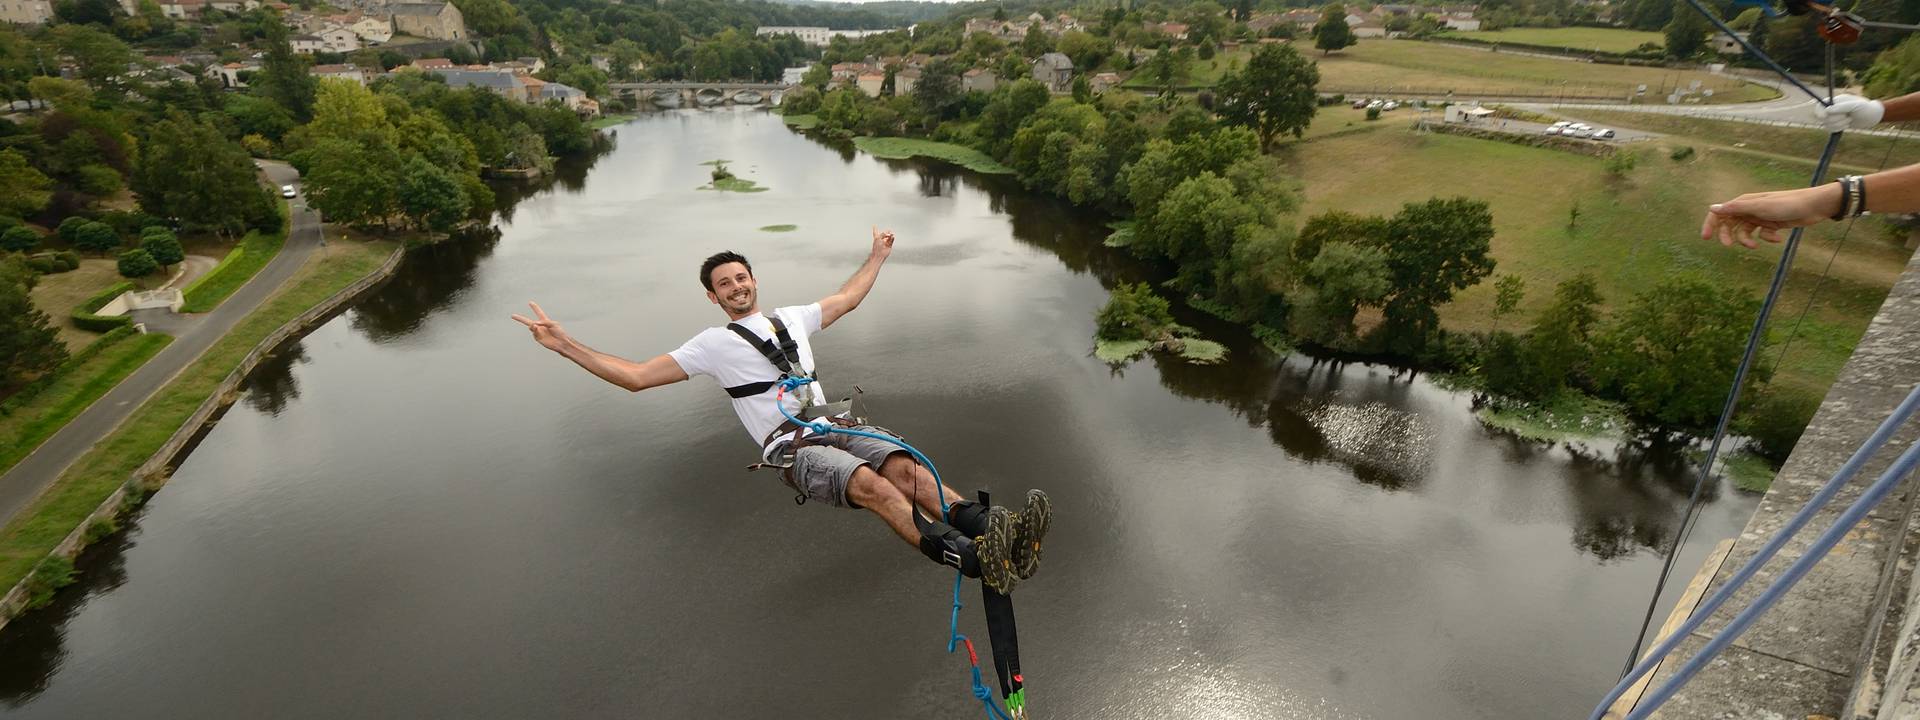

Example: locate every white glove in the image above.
[1813,94,1885,131]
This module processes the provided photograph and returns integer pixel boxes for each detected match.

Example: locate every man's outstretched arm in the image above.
[512,301,688,392]
[819,226,895,330]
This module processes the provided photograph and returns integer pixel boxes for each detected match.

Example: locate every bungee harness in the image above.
[721,316,1033,719]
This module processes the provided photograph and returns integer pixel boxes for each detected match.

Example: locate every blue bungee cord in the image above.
[775,376,1014,720]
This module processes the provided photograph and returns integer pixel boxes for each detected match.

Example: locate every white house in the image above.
[1441,16,1481,31]
[1711,31,1749,54]
[310,63,369,85]
[781,65,811,86]
[290,34,325,54]
[317,26,360,53]
[350,15,393,43]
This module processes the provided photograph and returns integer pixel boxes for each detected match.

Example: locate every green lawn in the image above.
[590,114,637,130]
[1558,109,1920,171]
[0,238,398,602]
[1436,27,1665,54]
[0,330,172,479]
[1281,127,1909,396]
[1125,40,1772,103]
[1315,39,1774,103]
[852,136,1016,174]
[180,198,290,314]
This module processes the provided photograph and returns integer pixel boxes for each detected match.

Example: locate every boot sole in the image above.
[977,506,1019,595]
[1012,489,1051,580]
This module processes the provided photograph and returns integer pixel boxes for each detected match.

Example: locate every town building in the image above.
[310,63,369,85]
[1031,52,1074,93]
[962,68,997,93]
[388,2,465,41]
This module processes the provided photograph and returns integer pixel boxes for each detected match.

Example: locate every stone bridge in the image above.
[608,82,788,107]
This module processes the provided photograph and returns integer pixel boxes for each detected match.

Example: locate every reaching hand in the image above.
[871,225,895,259]
[1813,94,1885,132]
[1700,184,1842,248]
[511,301,572,353]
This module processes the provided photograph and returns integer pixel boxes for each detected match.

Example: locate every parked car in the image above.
[280,184,297,198]
[1592,129,1616,140]
[1382,101,1400,111]
[1367,100,1384,110]
[1351,98,1369,109]
[1570,123,1592,131]
[1570,129,1593,139]
[1542,127,1561,135]
[1551,120,1572,129]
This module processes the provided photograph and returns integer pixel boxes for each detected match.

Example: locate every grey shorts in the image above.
[776,425,908,509]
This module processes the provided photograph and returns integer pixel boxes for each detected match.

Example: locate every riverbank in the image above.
[850,136,1014,175]
[0,237,402,626]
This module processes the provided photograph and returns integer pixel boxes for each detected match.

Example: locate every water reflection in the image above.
[239,340,309,416]
[489,135,613,223]
[348,226,501,342]
[0,515,139,707]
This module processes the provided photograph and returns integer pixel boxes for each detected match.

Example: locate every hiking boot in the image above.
[976,505,1020,594]
[1011,489,1051,580]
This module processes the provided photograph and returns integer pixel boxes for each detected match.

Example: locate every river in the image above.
[0,108,1758,719]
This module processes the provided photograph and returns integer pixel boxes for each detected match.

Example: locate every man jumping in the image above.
[511,227,1049,593]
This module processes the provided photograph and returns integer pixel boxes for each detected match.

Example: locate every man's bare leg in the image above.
[846,464,922,547]
[877,452,963,520]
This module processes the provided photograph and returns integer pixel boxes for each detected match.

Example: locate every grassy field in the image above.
[0,331,172,478]
[783,113,821,129]
[1436,27,1664,54]
[27,260,126,353]
[1314,40,1775,103]
[1126,40,1772,103]
[853,136,1016,174]
[590,114,637,130]
[1557,109,1920,171]
[1280,127,1910,395]
[0,238,398,601]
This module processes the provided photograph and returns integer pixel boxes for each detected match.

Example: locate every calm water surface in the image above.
[0,109,1758,719]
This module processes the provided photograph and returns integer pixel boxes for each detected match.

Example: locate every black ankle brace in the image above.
[918,519,981,577]
[946,500,990,538]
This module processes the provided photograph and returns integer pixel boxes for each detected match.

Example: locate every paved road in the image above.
[0,161,323,527]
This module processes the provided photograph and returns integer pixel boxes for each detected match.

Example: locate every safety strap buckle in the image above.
[941,549,964,568]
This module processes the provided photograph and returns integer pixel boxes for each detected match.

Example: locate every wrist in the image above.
[1820,181,1847,221]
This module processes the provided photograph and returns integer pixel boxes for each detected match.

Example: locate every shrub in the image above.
[1097,282,1176,341]
[142,229,184,267]
[73,221,120,254]
[1670,145,1696,161]
[1366,106,1381,121]
[1,225,38,252]
[117,248,158,278]
[75,164,122,196]
[1605,150,1637,177]
[1737,386,1822,463]
[72,280,134,331]
[57,215,88,244]
[23,555,75,609]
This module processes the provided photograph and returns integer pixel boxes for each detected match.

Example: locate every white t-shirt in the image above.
[668,303,831,458]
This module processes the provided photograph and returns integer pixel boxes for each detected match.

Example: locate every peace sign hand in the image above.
[511,301,573,353]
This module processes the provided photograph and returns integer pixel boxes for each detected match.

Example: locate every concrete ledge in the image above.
[1648,248,1920,717]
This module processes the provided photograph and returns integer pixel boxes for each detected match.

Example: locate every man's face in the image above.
[706,262,757,316]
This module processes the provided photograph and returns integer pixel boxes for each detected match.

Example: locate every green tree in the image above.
[1071,74,1092,103]
[1313,5,1358,55]
[140,227,183,268]
[913,58,964,121]
[1289,240,1392,347]
[1377,198,1497,346]
[397,155,469,232]
[1022,24,1054,58]
[1492,274,1526,331]
[1489,273,1602,400]
[74,221,119,254]
[1736,385,1820,463]
[1,226,38,252]
[50,24,133,88]
[255,21,316,120]
[0,149,52,218]
[1866,34,1920,98]
[116,247,156,277]
[304,137,400,228]
[1215,43,1320,151]
[1663,0,1711,58]
[1596,276,1762,430]
[0,256,66,393]
[58,217,88,245]
[1097,282,1175,340]
[133,112,270,238]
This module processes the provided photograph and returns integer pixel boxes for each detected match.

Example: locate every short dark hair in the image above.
[699,251,752,292]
